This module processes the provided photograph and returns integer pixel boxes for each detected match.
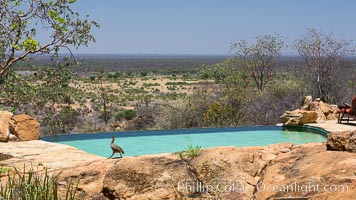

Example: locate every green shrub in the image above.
[89,75,96,81]
[99,110,113,121]
[0,167,11,174]
[141,77,149,81]
[8,107,16,114]
[0,76,5,85]
[186,142,201,158]
[204,102,235,127]
[178,138,201,160]
[115,109,137,121]
[140,72,148,77]
[143,83,160,87]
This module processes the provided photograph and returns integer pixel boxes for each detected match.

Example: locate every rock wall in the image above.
[280,96,338,125]
[0,112,40,142]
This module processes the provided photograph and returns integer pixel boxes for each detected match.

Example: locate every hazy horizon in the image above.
[30,53,315,60]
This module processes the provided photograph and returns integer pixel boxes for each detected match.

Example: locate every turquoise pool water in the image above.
[42,127,327,157]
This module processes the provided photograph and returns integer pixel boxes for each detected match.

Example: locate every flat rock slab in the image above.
[306,119,356,132]
[0,140,105,171]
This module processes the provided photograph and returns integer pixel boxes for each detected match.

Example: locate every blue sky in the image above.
[71,0,356,55]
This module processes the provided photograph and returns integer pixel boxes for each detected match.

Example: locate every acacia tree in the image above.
[231,34,284,91]
[0,0,99,76]
[295,29,354,102]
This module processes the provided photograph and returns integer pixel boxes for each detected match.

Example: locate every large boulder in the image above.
[0,111,13,142]
[301,95,313,110]
[326,130,356,152]
[308,101,327,120]
[9,114,40,141]
[299,110,319,124]
[281,96,339,124]
[101,146,285,200]
[66,143,356,199]
[280,109,318,125]
[308,101,338,120]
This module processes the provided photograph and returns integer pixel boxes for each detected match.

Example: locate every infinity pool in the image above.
[42,126,327,157]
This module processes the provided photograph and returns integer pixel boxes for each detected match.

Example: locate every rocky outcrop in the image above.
[0,113,40,142]
[326,130,356,152]
[308,101,327,120]
[280,109,318,125]
[9,114,40,141]
[0,111,13,142]
[59,159,115,199]
[301,95,313,110]
[256,143,356,200]
[103,155,203,199]
[56,143,355,200]
[308,101,338,120]
[281,96,338,125]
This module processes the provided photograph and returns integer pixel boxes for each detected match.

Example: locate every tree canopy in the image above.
[231,34,284,91]
[0,0,99,76]
[295,28,354,102]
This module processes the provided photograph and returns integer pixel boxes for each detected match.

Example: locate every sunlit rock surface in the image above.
[1,128,355,199]
[327,130,356,152]
[0,111,13,142]
[9,114,40,141]
[281,96,339,125]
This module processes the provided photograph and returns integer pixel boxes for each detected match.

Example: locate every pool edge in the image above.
[283,124,329,137]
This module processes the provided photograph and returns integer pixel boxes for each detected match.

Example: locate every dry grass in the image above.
[69,75,209,96]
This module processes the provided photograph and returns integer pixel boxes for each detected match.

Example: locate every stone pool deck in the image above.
[0,140,107,172]
[305,119,356,132]
[1,120,356,172]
